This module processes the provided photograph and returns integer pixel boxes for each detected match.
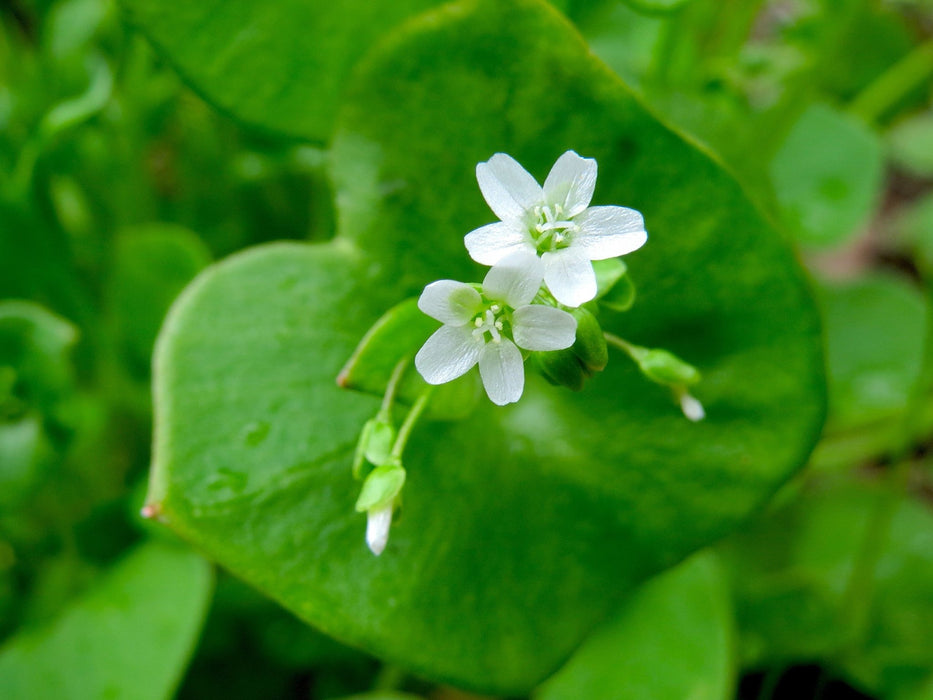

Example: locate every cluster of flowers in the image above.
[414,150,647,405]
[348,150,703,556]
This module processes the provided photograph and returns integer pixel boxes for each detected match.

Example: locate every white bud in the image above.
[366,504,393,556]
[679,392,705,422]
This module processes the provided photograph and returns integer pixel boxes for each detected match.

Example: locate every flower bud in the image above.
[631,347,700,387]
[354,462,406,513]
[569,307,608,374]
[532,348,588,391]
[352,416,396,479]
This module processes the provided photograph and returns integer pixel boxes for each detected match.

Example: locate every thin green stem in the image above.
[379,356,409,417]
[390,386,433,461]
[850,40,933,125]
[603,331,641,359]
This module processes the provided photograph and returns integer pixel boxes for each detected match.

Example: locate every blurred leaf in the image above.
[888,112,933,177]
[119,0,445,141]
[0,415,50,507]
[0,300,78,414]
[572,2,663,88]
[150,0,824,692]
[815,273,928,431]
[337,694,423,700]
[622,0,693,12]
[770,104,883,248]
[109,224,211,374]
[44,0,110,60]
[536,550,734,700]
[718,479,933,698]
[0,541,213,700]
[39,54,112,141]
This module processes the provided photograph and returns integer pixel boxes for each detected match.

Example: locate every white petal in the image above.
[573,206,647,260]
[481,250,544,308]
[415,325,481,385]
[543,151,597,217]
[542,249,597,307]
[479,340,525,406]
[418,280,482,325]
[366,505,392,556]
[476,153,543,223]
[464,222,533,266]
[512,305,577,351]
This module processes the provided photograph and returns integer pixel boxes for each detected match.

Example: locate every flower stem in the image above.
[850,40,933,125]
[603,331,642,360]
[379,356,410,418]
[390,385,433,461]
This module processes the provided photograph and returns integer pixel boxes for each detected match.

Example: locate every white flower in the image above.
[415,251,577,406]
[465,150,647,307]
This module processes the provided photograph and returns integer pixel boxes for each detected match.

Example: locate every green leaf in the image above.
[816,273,928,431]
[151,0,825,692]
[0,300,78,414]
[0,541,213,700]
[622,0,693,13]
[536,550,734,700]
[888,112,933,177]
[718,479,933,699]
[119,0,445,141]
[0,415,50,507]
[109,224,211,374]
[770,104,883,248]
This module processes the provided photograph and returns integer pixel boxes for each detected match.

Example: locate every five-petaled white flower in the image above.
[465,150,648,307]
[415,251,577,406]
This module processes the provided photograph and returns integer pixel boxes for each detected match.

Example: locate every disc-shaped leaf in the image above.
[119,0,443,141]
[0,542,212,700]
[536,550,734,700]
[150,0,825,693]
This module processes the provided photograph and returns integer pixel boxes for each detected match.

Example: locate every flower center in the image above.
[472,305,506,343]
[532,204,577,254]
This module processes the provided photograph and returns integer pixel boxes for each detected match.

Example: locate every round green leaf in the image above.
[888,112,933,178]
[150,0,825,693]
[0,542,213,700]
[770,104,883,249]
[109,224,211,374]
[119,0,444,141]
[536,550,734,700]
[816,273,928,431]
[718,480,933,699]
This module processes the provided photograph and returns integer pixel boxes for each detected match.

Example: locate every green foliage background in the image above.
[1,0,932,698]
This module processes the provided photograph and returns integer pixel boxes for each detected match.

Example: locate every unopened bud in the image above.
[533,348,587,391]
[569,307,608,373]
[352,416,397,479]
[355,463,406,513]
[678,391,705,422]
[366,504,393,556]
[632,348,700,387]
